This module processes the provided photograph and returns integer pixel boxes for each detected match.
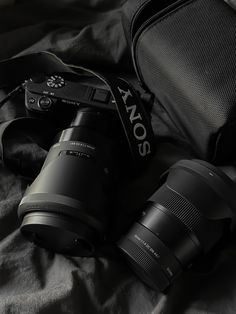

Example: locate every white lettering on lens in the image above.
[166,267,173,277]
[134,234,160,259]
[69,142,95,150]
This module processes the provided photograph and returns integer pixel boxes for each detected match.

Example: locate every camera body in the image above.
[18,72,128,256]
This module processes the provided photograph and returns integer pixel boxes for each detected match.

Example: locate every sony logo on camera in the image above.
[117,86,151,158]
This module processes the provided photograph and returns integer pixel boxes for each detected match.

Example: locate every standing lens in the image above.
[118,160,236,291]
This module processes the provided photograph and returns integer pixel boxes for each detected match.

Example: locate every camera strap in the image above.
[0,52,155,170]
[74,66,155,166]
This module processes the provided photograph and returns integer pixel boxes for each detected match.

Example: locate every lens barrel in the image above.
[118,160,236,291]
[18,109,117,256]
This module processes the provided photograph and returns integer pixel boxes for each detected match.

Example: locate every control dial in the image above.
[47,75,65,89]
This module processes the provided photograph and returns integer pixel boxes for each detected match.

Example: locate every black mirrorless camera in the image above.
[15,69,155,257]
[18,73,119,256]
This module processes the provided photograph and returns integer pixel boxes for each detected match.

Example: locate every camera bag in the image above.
[123,0,236,162]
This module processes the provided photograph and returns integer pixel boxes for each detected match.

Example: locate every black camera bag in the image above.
[123,0,236,162]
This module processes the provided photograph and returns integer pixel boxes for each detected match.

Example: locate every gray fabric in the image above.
[0,1,236,313]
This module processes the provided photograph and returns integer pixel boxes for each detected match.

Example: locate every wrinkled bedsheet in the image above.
[1,1,236,313]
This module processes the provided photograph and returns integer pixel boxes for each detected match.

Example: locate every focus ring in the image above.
[153,183,203,235]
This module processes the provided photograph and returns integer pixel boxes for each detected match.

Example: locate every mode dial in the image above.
[47,75,65,89]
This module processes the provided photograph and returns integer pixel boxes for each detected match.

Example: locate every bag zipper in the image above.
[131,0,192,89]
[130,0,152,40]
[131,0,178,40]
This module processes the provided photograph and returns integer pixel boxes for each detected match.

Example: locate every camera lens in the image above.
[118,160,236,291]
[18,109,118,256]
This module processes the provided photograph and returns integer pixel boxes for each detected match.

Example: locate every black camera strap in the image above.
[0,52,155,170]
[74,66,155,166]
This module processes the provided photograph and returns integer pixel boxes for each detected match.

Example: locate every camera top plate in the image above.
[25,73,116,114]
